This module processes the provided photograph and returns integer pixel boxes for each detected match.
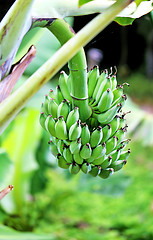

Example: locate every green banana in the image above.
[56,85,64,104]
[45,115,56,137]
[69,163,80,174]
[57,99,70,121]
[100,155,112,169]
[80,143,92,159]
[97,103,121,125]
[48,140,58,157]
[59,71,71,102]
[80,123,90,145]
[81,162,91,174]
[116,139,131,151]
[91,155,105,165]
[101,124,112,142]
[90,126,103,148]
[97,88,114,112]
[66,74,72,93]
[69,120,81,141]
[109,115,120,137]
[66,107,79,130]
[111,85,123,107]
[43,95,49,115]
[55,116,68,140]
[111,72,117,90]
[91,143,106,160]
[115,128,126,144]
[109,148,120,163]
[105,136,118,155]
[57,154,70,169]
[88,65,100,98]
[73,152,84,164]
[57,139,65,155]
[48,98,58,118]
[89,166,101,177]
[69,138,81,154]
[110,160,127,172]
[99,168,114,179]
[92,70,108,100]
[119,149,131,160]
[39,112,47,129]
[63,147,73,163]
[48,89,56,99]
[95,76,112,104]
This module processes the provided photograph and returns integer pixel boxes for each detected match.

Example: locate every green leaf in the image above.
[115,17,135,26]
[0,0,34,79]
[0,149,13,185]
[0,225,54,240]
[78,0,93,7]
[1,109,41,213]
[31,0,153,19]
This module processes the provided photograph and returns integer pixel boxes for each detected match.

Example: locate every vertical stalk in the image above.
[48,19,91,122]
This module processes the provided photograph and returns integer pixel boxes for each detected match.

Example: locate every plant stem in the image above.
[47,19,91,122]
[0,0,133,134]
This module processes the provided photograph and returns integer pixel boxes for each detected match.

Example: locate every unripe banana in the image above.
[115,128,126,144]
[43,95,49,115]
[92,155,105,165]
[90,126,103,148]
[110,160,127,172]
[48,89,56,99]
[70,138,81,154]
[96,76,112,104]
[119,94,127,108]
[55,116,68,140]
[111,85,123,107]
[69,163,80,174]
[89,166,101,177]
[119,149,131,160]
[48,98,58,118]
[69,120,81,141]
[57,139,65,155]
[97,103,121,125]
[56,85,64,104]
[116,139,131,151]
[73,152,84,164]
[99,168,114,179]
[109,148,120,163]
[80,143,92,159]
[48,140,58,157]
[92,70,108,100]
[80,123,90,145]
[59,71,71,102]
[111,73,117,90]
[100,155,112,169]
[90,143,106,160]
[40,103,46,114]
[57,154,70,169]
[66,107,79,131]
[45,115,56,137]
[101,124,112,142]
[97,88,114,112]
[105,136,118,155]
[81,162,91,174]
[67,74,71,93]
[39,112,47,129]
[63,147,73,163]
[88,65,100,98]
[57,99,70,121]
[109,115,120,137]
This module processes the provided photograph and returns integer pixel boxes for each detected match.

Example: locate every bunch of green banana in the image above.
[39,67,131,178]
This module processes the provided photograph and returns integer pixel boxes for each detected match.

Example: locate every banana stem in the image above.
[0,0,133,134]
[47,19,91,122]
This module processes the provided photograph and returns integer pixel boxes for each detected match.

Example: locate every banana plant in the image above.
[0,0,152,202]
[0,0,152,134]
